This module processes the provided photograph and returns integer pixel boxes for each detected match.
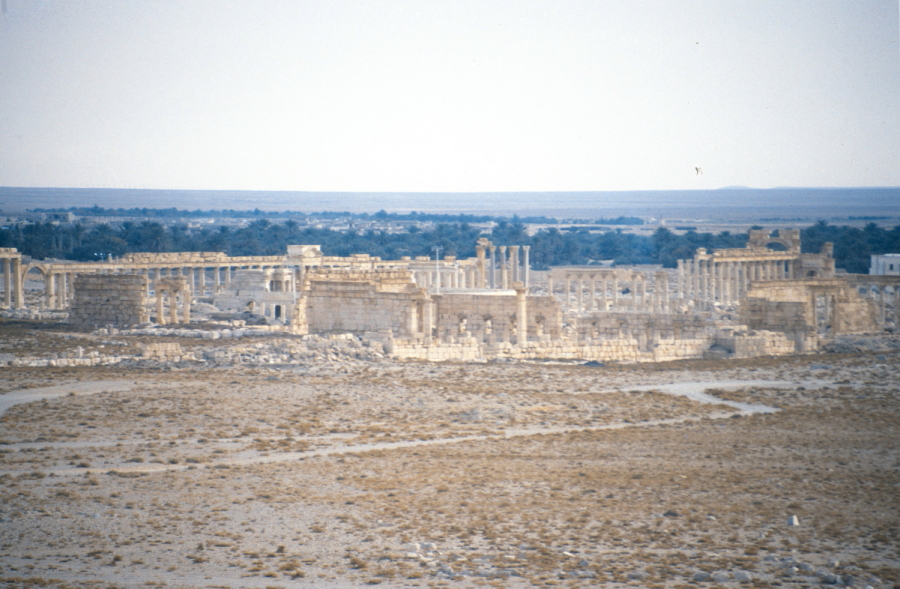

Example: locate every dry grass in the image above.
[0,320,898,587]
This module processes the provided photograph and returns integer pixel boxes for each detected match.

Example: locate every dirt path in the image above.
[2,379,786,477]
[0,380,136,418]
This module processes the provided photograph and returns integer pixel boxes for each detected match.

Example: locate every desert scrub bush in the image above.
[349,556,368,569]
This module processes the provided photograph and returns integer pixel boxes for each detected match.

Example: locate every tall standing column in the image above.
[169,291,179,325]
[589,275,597,311]
[522,245,530,288]
[691,260,700,306]
[13,258,24,309]
[489,246,497,288]
[3,258,10,308]
[612,274,619,308]
[157,289,166,325]
[499,246,507,289]
[475,245,486,288]
[423,299,434,343]
[576,278,584,313]
[45,272,55,310]
[59,272,68,308]
[599,274,607,310]
[715,262,723,303]
[509,245,519,284]
[182,288,191,323]
[515,285,527,346]
[677,259,685,299]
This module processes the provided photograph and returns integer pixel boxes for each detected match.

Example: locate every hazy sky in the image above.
[1,1,898,192]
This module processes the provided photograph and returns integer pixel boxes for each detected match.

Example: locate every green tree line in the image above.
[2,219,898,273]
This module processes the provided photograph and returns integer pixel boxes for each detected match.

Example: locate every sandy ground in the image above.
[1,327,898,588]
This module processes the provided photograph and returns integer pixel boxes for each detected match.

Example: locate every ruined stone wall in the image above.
[434,293,519,344]
[575,312,711,345]
[68,274,148,328]
[741,279,878,342]
[305,280,419,335]
[714,330,799,357]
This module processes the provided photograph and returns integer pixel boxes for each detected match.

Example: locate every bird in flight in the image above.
[695,167,703,175]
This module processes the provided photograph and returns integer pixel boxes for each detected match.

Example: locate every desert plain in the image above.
[0,322,898,589]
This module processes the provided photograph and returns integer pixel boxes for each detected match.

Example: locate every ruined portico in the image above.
[675,230,836,309]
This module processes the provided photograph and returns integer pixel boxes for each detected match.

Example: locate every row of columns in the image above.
[474,240,530,290]
[859,284,900,330]
[553,271,670,314]
[1,254,25,309]
[677,257,795,307]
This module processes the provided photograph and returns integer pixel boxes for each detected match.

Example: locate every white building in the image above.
[870,254,900,276]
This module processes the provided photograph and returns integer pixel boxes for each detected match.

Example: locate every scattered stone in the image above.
[734,570,753,582]
[787,514,800,526]
[693,572,712,582]
[819,571,839,584]
[627,571,646,580]
[663,509,680,517]
[712,571,731,583]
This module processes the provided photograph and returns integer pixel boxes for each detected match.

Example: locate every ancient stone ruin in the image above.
[1,229,897,363]
[67,274,149,329]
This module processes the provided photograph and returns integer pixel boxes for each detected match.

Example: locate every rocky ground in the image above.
[0,319,898,589]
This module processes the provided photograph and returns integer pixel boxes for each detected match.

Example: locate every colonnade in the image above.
[473,240,530,290]
[854,280,900,330]
[552,269,670,314]
[1,248,25,309]
[677,253,796,308]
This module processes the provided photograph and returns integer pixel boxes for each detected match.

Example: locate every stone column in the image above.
[576,278,584,313]
[658,271,669,313]
[44,272,54,310]
[499,246,507,289]
[522,246,530,288]
[612,274,619,308]
[3,258,10,308]
[157,288,166,325]
[676,259,684,299]
[509,245,519,284]
[199,267,206,295]
[182,288,191,323]
[13,258,24,309]
[489,246,496,288]
[700,259,707,306]
[169,291,178,325]
[742,263,750,296]
[715,262,723,303]
[515,284,527,346]
[475,245,486,288]
[60,272,68,308]
[722,262,731,305]
[423,299,434,343]
[589,275,596,311]
[689,261,697,306]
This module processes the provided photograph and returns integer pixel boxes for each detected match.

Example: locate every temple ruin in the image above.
[1,229,897,363]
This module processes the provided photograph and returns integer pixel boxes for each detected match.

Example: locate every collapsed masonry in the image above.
[2,230,898,363]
